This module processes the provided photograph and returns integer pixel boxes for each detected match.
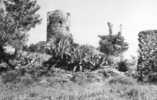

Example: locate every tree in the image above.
[0,0,41,70]
[0,0,41,50]
[98,22,128,57]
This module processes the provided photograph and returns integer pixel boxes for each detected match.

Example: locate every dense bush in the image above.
[25,41,48,53]
[116,59,129,72]
[44,36,107,72]
[70,45,107,71]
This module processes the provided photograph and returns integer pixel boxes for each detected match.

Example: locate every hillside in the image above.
[0,52,156,100]
[1,66,157,100]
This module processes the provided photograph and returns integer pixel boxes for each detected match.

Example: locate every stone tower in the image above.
[47,10,71,41]
[0,0,6,15]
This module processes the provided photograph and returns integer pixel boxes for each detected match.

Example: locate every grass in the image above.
[0,68,157,100]
[2,82,157,100]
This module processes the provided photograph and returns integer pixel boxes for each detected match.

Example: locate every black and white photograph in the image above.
[0,0,157,100]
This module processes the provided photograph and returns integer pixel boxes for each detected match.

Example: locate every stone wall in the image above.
[47,10,71,42]
[137,30,157,81]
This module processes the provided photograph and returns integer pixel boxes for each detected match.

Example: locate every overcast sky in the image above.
[29,0,157,58]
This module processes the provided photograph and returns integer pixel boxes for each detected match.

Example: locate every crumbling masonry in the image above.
[137,30,157,81]
[47,10,71,42]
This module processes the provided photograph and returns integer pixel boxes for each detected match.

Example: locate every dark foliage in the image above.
[44,36,107,72]
[0,0,41,72]
[0,0,41,50]
[117,59,129,72]
[25,41,48,53]
[98,22,128,57]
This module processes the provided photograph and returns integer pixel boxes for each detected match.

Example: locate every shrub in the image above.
[70,45,106,71]
[116,59,129,72]
[43,36,77,71]
[25,41,48,53]
[44,37,107,72]
[0,62,8,74]
[0,50,51,78]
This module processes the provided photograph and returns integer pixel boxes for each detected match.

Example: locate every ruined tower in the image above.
[137,30,157,81]
[0,0,6,15]
[47,10,71,42]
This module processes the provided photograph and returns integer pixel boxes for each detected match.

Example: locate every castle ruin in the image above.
[137,30,157,81]
[47,10,71,42]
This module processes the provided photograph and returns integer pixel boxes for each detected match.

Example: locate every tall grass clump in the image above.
[44,35,107,72]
